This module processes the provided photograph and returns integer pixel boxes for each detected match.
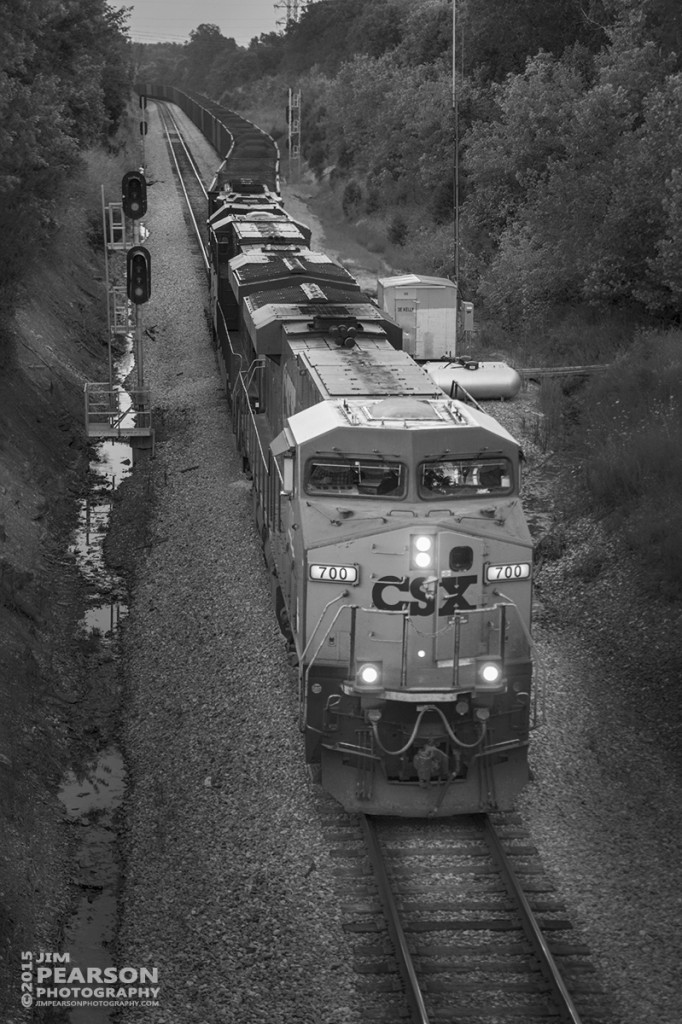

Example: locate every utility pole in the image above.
[287,88,302,181]
[452,0,460,354]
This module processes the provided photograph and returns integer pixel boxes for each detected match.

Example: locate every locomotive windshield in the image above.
[305,459,406,498]
[419,458,512,499]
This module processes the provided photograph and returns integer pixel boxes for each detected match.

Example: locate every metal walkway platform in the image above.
[84,382,153,438]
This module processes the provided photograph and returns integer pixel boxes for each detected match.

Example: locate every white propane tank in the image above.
[423,360,522,400]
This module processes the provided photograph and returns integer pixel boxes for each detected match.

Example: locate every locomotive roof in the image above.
[244,293,402,354]
[229,250,358,290]
[210,217,307,242]
[208,195,282,224]
[291,342,441,399]
[245,282,364,311]
[275,396,521,453]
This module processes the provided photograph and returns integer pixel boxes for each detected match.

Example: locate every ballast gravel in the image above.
[114,102,682,1024]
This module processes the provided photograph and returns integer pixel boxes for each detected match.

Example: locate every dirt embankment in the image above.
[0,215,117,1016]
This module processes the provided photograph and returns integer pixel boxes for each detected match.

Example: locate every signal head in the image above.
[126,245,151,305]
[122,170,147,220]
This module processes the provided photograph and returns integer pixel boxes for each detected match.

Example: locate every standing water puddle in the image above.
[55,334,138,1020]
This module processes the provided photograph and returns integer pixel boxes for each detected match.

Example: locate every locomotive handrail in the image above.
[300,601,351,731]
[302,592,351,664]
[493,588,545,727]
[217,308,244,374]
[301,602,411,730]
[235,371,268,472]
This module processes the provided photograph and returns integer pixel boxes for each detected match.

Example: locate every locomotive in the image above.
[141,86,535,817]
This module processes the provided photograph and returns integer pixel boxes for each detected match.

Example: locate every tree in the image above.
[183,24,237,94]
[0,0,132,321]
[397,0,452,66]
[283,0,408,77]
[462,53,585,262]
[458,0,608,82]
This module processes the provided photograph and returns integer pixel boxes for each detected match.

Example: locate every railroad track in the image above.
[156,101,210,270]
[521,365,607,380]
[325,808,613,1024]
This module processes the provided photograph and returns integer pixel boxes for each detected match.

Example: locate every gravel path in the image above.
[115,102,682,1024]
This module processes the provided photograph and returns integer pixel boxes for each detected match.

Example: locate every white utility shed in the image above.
[377,274,457,359]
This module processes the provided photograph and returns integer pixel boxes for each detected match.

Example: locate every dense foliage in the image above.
[136,0,682,325]
[0,0,132,323]
[79,1,682,597]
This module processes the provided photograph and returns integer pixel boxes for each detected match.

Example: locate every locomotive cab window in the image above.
[419,458,512,499]
[305,459,406,498]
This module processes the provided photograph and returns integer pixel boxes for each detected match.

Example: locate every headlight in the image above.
[475,657,505,691]
[354,663,383,694]
[359,663,380,685]
[411,534,433,570]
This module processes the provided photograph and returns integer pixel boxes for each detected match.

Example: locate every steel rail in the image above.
[478,814,584,1024]
[157,103,211,274]
[360,815,431,1024]
[161,104,209,201]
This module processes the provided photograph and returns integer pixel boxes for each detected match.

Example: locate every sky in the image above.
[117,0,283,47]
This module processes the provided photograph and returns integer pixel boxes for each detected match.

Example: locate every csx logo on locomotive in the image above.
[372,574,476,616]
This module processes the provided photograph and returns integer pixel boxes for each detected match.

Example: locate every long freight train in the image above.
[140,85,536,817]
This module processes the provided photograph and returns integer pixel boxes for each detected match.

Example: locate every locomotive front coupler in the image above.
[413,743,452,786]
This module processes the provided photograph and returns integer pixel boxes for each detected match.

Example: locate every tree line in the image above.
[138,0,682,330]
[137,0,682,599]
[0,0,131,327]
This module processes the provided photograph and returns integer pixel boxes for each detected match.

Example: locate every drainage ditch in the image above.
[55,338,138,1022]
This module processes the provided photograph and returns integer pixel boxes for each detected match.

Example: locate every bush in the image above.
[388,213,408,246]
[573,329,682,599]
[341,180,363,219]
